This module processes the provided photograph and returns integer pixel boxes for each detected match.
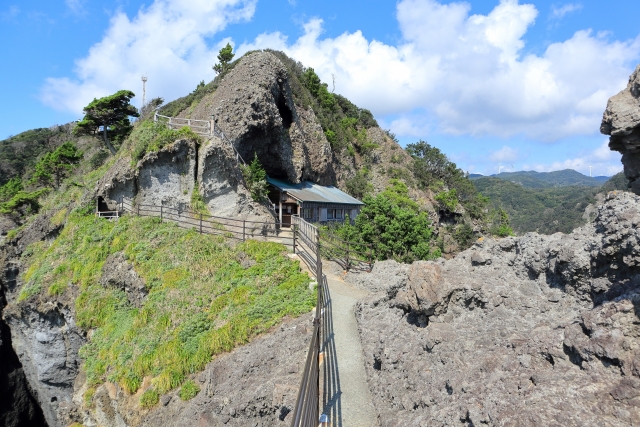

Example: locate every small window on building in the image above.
[303,208,312,219]
[327,209,334,220]
[336,209,343,219]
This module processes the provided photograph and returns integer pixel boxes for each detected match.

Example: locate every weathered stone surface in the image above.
[354,191,640,426]
[601,65,640,194]
[100,252,147,308]
[187,51,335,185]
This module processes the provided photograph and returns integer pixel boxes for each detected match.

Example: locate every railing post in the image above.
[200,214,203,234]
[243,220,246,241]
[345,240,350,272]
[316,228,322,281]
[160,205,163,221]
[292,224,297,254]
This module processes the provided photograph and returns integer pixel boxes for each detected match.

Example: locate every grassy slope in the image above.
[7,112,314,407]
[19,210,313,401]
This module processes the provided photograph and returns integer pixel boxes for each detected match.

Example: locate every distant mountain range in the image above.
[469,169,610,188]
[471,171,628,235]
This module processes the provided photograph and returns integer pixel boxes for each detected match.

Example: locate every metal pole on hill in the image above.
[141,75,147,110]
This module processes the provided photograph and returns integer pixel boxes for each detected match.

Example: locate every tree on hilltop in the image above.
[212,43,235,75]
[73,90,139,155]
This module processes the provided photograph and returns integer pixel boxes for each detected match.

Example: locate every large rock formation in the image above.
[601,65,640,194]
[185,51,335,186]
[352,192,640,426]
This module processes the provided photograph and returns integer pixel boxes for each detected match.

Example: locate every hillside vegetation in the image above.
[473,172,628,234]
[470,169,608,188]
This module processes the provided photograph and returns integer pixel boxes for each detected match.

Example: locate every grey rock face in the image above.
[354,192,640,426]
[198,136,268,219]
[186,51,335,185]
[601,65,640,194]
[136,139,196,210]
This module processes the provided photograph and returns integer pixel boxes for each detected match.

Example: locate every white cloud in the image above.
[1,5,20,20]
[489,146,520,162]
[522,141,622,176]
[40,0,256,114]
[240,0,640,142]
[65,0,86,16]
[40,0,640,146]
[550,3,582,20]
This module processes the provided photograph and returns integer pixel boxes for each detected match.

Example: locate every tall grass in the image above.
[19,212,314,401]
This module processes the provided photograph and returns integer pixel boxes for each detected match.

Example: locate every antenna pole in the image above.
[141,75,148,109]
[589,166,592,177]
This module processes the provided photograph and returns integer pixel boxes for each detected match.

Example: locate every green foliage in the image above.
[74,90,139,154]
[600,172,628,192]
[345,168,374,199]
[435,189,458,212]
[489,208,514,237]
[129,121,202,163]
[18,213,313,396]
[0,178,23,203]
[140,389,160,408]
[332,180,439,263]
[179,380,200,400]
[473,177,597,235]
[0,189,49,216]
[240,154,268,202]
[89,150,110,169]
[0,128,72,186]
[31,142,83,188]
[213,43,235,75]
[473,169,606,188]
[452,222,475,247]
[407,140,487,220]
[190,189,208,215]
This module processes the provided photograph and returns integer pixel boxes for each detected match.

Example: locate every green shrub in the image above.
[240,153,268,202]
[129,121,202,163]
[332,180,440,263]
[179,380,200,400]
[89,150,110,169]
[435,189,458,212]
[345,168,373,199]
[140,389,160,408]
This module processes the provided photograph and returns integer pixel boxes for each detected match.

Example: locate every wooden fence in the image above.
[118,198,294,248]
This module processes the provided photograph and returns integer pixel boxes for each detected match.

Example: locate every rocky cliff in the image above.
[350,191,640,426]
[601,65,640,194]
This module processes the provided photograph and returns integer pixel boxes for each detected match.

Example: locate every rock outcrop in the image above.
[185,51,335,186]
[352,192,640,426]
[601,65,640,194]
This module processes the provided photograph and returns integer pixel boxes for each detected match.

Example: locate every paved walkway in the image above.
[321,271,379,427]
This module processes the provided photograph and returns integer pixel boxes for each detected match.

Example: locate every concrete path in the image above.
[321,271,379,427]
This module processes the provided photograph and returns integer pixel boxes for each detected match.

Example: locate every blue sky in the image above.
[2,0,640,176]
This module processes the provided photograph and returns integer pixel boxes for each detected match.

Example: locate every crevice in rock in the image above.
[562,344,583,368]
[0,282,48,427]
[276,90,293,129]
[405,310,428,328]
[373,356,382,371]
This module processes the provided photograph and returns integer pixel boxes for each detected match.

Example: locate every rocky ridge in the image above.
[351,191,640,426]
[601,65,640,194]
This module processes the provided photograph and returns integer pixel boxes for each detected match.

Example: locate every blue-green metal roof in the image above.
[267,177,364,205]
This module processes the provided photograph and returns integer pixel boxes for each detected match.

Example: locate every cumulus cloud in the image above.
[240,0,640,141]
[40,0,256,114]
[522,141,622,176]
[40,0,640,144]
[489,146,520,162]
[550,3,583,20]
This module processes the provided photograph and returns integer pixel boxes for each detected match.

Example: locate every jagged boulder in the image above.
[354,192,640,426]
[601,65,640,194]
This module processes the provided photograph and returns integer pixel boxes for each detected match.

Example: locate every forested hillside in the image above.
[470,169,607,188]
[473,172,628,234]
